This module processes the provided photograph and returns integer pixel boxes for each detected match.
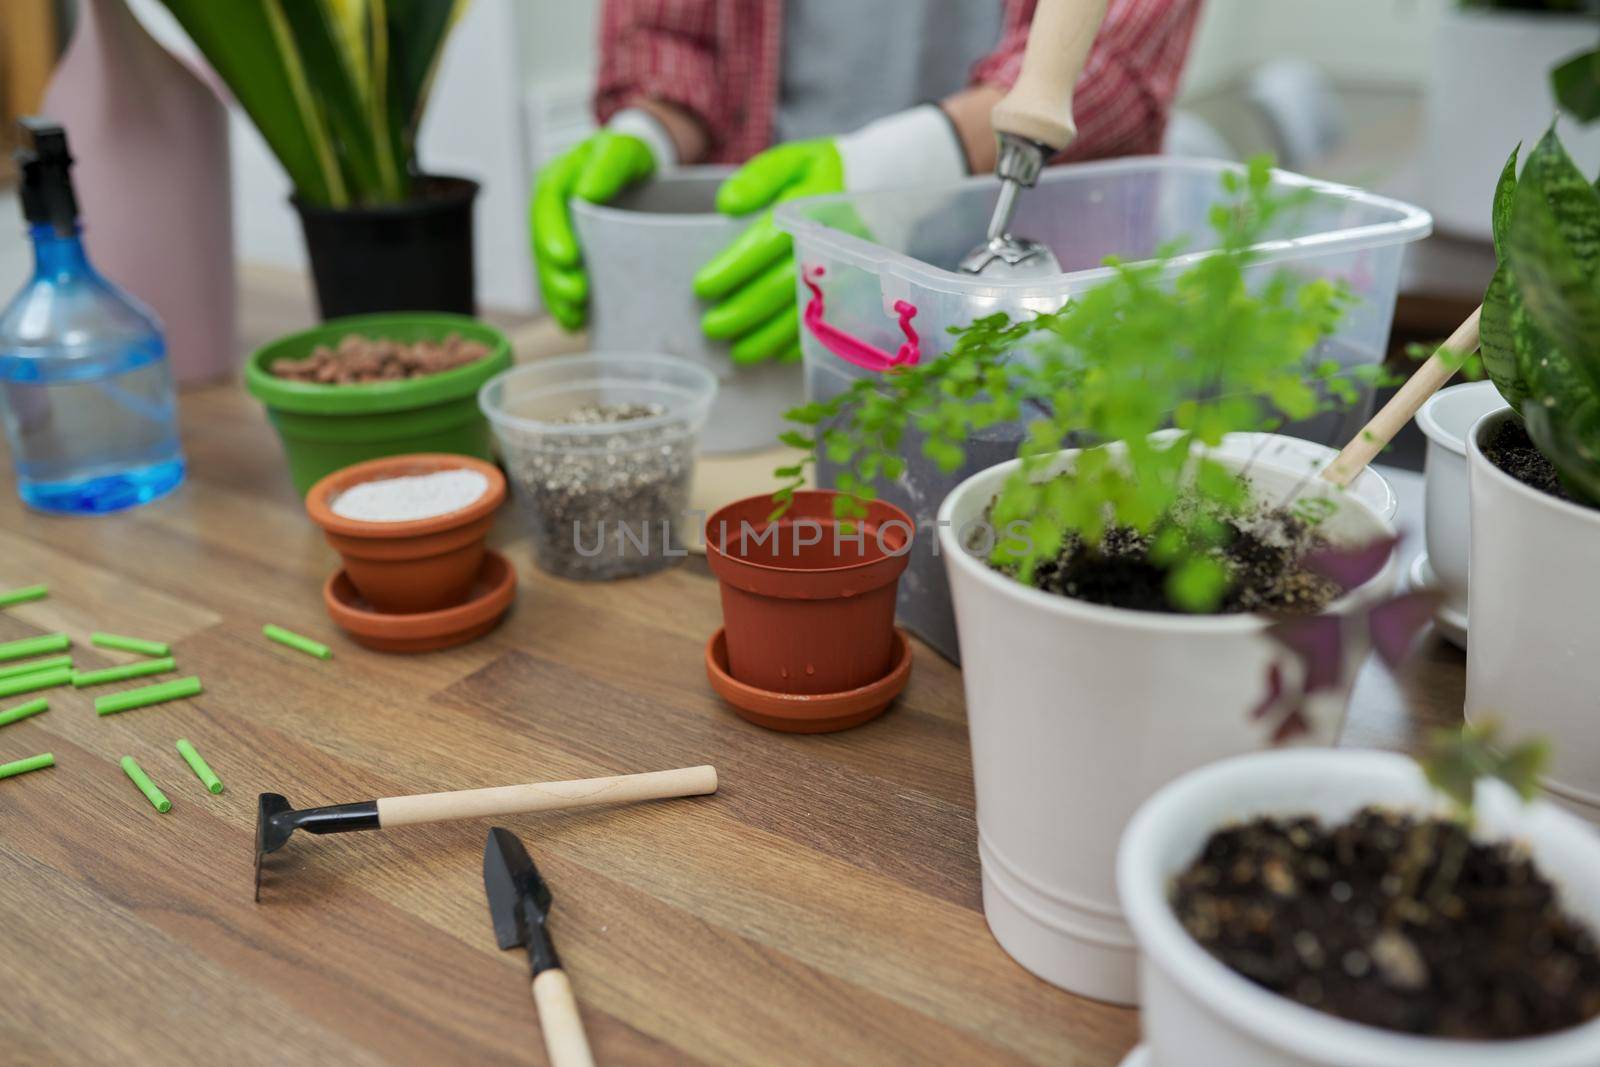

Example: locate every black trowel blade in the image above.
[482,827,552,951]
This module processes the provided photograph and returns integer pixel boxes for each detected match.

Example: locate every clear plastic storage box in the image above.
[775,156,1431,661]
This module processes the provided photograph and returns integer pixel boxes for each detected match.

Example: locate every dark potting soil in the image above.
[1019,508,1341,616]
[1172,807,1600,1039]
[1482,417,1571,503]
[270,333,490,384]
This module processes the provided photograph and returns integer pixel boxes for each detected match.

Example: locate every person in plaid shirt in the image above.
[533,0,1202,362]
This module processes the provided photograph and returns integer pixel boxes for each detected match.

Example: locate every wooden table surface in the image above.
[0,282,1469,1066]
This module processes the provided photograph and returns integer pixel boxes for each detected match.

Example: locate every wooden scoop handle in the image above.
[376,766,718,827]
[990,0,1110,150]
[1322,306,1482,489]
[533,969,595,1067]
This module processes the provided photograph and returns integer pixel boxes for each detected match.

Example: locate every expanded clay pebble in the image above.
[501,402,695,580]
[331,469,489,522]
[270,333,489,384]
[0,584,47,608]
[121,756,170,813]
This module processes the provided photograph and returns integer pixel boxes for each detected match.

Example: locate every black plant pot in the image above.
[293,175,479,320]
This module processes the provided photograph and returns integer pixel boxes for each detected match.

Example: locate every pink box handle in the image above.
[801,266,920,373]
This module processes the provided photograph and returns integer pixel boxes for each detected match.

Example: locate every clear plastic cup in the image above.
[479,354,717,580]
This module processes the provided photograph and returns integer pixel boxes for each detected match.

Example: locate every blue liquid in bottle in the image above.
[0,119,184,514]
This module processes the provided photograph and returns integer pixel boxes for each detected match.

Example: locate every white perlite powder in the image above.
[332,469,489,522]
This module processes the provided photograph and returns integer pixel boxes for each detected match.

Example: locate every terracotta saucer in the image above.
[324,548,516,653]
[704,627,912,733]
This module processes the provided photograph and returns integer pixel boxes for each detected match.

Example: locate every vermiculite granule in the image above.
[332,469,489,522]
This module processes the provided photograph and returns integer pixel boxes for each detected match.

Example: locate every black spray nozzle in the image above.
[16,117,78,235]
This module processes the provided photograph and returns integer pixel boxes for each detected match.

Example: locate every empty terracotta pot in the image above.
[704,490,912,696]
[306,453,505,614]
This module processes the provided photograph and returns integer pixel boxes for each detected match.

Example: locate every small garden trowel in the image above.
[484,827,595,1067]
[958,0,1109,279]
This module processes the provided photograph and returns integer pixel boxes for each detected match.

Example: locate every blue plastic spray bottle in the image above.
[0,118,185,513]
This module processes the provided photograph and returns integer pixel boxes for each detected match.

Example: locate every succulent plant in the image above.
[1480,129,1600,505]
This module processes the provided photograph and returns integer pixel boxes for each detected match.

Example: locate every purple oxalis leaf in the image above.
[1251,661,1285,721]
[1367,589,1442,669]
[1303,534,1400,592]
[1263,613,1345,693]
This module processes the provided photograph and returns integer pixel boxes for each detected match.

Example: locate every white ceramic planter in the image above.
[1467,409,1600,821]
[1414,380,1508,644]
[1118,748,1600,1066]
[937,438,1398,1004]
[571,168,804,455]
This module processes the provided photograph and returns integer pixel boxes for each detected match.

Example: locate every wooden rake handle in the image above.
[375,766,718,828]
[533,969,595,1067]
[1322,306,1482,489]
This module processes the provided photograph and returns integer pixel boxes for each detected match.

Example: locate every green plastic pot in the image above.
[245,313,512,494]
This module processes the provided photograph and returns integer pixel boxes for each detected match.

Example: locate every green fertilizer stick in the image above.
[0,654,72,681]
[0,753,53,780]
[95,676,202,716]
[72,656,176,688]
[175,738,223,794]
[0,585,48,608]
[0,698,48,728]
[263,624,331,660]
[0,633,69,663]
[0,665,73,699]
[121,756,171,813]
[91,632,170,657]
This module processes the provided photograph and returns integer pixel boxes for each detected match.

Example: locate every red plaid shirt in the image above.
[595,0,1202,164]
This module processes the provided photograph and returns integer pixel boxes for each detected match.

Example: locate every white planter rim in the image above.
[934,444,1398,636]
[1417,380,1504,457]
[1470,409,1600,528]
[1118,749,1600,1066]
[568,165,734,228]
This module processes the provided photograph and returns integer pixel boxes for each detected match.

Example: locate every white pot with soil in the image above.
[1467,408,1600,821]
[936,438,1398,1004]
[1117,748,1600,1066]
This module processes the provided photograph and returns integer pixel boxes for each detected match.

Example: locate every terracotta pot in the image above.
[305,453,505,614]
[704,490,912,696]
[324,548,517,653]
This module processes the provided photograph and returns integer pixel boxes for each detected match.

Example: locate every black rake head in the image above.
[253,792,380,903]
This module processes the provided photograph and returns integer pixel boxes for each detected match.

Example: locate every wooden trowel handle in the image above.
[533,969,595,1067]
[1322,307,1482,488]
[990,0,1110,151]
[376,765,718,827]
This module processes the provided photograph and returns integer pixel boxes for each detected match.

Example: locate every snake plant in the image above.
[155,0,468,207]
[1480,128,1600,506]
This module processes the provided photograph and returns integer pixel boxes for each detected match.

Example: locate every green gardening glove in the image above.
[530,130,656,331]
[692,140,844,364]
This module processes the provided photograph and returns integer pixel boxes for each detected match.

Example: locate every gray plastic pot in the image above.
[571,168,804,455]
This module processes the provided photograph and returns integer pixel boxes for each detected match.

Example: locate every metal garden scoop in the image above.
[484,828,595,1067]
[959,0,1110,280]
[254,765,718,901]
